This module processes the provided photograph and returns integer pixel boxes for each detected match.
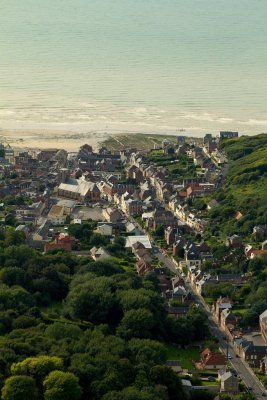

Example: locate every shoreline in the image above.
[0,127,263,153]
[0,129,109,152]
[0,128,196,152]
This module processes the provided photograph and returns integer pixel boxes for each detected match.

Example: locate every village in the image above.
[0,131,266,399]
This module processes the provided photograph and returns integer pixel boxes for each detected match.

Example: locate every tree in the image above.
[117,308,155,339]
[2,375,38,400]
[0,267,26,286]
[128,338,167,366]
[189,391,214,400]
[80,260,123,277]
[3,230,25,246]
[119,289,151,312]
[150,365,187,400]
[45,322,82,341]
[11,356,63,382]
[43,371,82,400]
[0,286,34,313]
[166,316,194,345]
[64,275,118,323]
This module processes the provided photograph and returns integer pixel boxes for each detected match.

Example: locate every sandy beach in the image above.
[0,129,108,152]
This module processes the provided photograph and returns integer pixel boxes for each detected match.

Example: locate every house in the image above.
[16,201,45,219]
[219,370,239,394]
[90,247,111,261]
[73,218,82,224]
[32,220,52,242]
[44,233,75,253]
[95,223,113,236]
[172,285,187,300]
[253,225,267,242]
[125,235,152,250]
[212,297,232,323]
[171,276,185,290]
[250,249,267,259]
[260,309,267,344]
[125,222,142,236]
[127,165,144,182]
[235,339,267,368]
[198,348,226,370]
[136,259,152,275]
[226,235,243,248]
[186,183,215,199]
[123,198,143,216]
[220,131,238,139]
[220,308,237,332]
[132,242,151,262]
[150,208,178,230]
[153,268,172,293]
[102,207,123,223]
[207,199,219,210]
[99,181,135,200]
[184,242,201,268]
[47,205,66,226]
[235,211,243,221]
[245,245,257,258]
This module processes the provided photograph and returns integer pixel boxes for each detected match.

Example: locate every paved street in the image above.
[156,252,267,399]
[128,216,267,398]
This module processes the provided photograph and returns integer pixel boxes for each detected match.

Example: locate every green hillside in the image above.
[209,134,267,238]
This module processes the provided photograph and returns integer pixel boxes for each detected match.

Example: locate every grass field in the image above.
[165,344,200,369]
[102,133,202,152]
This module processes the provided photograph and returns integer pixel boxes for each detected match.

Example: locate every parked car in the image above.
[207,376,216,382]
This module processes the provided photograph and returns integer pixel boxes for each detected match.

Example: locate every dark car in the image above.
[207,376,216,382]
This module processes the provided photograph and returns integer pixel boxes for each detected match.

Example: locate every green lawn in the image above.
[201,380,218,386]
[233,308,248,315]
[165,344,200,369]
[203,297,214,306]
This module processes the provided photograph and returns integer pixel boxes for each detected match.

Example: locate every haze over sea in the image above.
[1,0,267,138]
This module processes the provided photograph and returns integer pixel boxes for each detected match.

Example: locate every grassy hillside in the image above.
[102,133,202,152]
[209,134,267,238]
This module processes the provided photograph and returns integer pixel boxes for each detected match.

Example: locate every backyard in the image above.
[165,344,200,369]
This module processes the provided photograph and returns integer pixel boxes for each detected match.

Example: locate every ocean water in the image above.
[0,0,267,136]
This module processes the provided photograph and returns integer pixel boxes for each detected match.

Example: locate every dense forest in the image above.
[0,229,210,400]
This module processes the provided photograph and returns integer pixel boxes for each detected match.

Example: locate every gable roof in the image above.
[221,371,234,382]
[125,235,152,249]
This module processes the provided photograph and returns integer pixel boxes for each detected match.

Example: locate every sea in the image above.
[1,0,267,137]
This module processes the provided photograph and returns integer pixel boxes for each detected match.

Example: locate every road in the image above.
[128,216,266,398]
[156,251,267,399]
